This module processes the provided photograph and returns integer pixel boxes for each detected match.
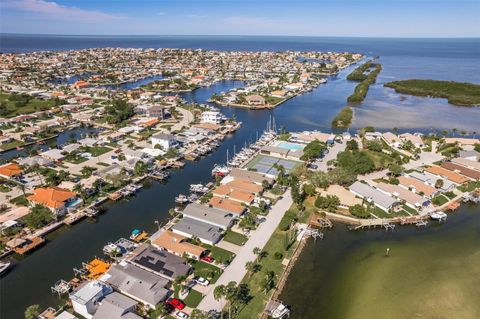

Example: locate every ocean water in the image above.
[1,34,479,132]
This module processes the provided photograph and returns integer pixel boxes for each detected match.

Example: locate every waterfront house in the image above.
[441,162,480,181]
[228,168,274,186]
[62,143,82,154]
[424,166,469,184]
[444,137,480,146]
[397,176,439,198]
[92,292,142,319]
[408,171,456,192]
[152,230,206,260]
[17,155,54,168]
[123,149,152,164]
[78,138,99,147]
[27,187,80,216]
[182,203,235,229]
[451,157,480,172]
[145,105,165,119]
[399,133,424,148]
[364,132,382,141]
[151,133,177,150]
[0,162,22,179]
[223,179,263,194]
[171,217,224,245]
[212,184,255,205]
[40,149,65,162]
[69,280,113,319]
[376,182,430,209]
[209,197,246,216]
[100,263,169,309]
[245,94,266,106]
[131,245,191,281]
[382,132,401,148]
[349,181,400,212]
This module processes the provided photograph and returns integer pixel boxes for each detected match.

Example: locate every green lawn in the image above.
[0,92,61,117]
[236,215,298,318]
[0,184,12,193]
[191,261,223,284]
[88,146,112,157]
[223,230,248,246]
[458,181,480,192]
[182,289,204,308]
[432,194,449,206]
[0,139,26,151]
[9,194,31,206]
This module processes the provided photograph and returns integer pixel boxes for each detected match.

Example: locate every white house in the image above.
[201,111,224,124]
[69,280,113,319]
[151,133,177,150]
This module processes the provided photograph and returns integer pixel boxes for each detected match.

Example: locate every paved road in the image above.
[404,151,444,170]
[197,191,293,312]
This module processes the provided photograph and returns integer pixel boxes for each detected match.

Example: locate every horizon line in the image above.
[1,32,479,39]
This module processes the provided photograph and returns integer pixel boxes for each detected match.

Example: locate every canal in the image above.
[0,65,358,319]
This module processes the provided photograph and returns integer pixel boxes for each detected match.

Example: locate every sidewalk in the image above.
[197,191,293,312]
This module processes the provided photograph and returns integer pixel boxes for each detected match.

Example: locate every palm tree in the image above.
[213,285,226,319]
[252,247,261,261]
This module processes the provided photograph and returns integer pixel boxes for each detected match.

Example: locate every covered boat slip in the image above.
[244,154,302,176]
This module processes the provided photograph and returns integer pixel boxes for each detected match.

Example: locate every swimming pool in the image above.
[276,141,305,151]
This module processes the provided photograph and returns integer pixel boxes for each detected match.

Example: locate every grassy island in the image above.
[331,106,353,128]
[384,79,480,106]
[347,60,382,103]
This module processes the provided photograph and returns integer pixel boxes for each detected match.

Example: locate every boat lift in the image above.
[51,279,71,296]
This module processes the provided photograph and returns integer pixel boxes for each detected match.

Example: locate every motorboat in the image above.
[190,184,209,193]
[175,194,189,204]
[430,211,447,221]
[103,243,120,256]
[271,303,290,318]
[0,261,11,276]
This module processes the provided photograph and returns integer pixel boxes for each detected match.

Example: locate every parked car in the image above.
[174,310,189,319]
[308,163,318,169]
[201,255,214,263]
[166,298,185,310]
[195,277,210,287]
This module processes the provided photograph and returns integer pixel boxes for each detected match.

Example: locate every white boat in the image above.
[271,304,290,318]
[0,261,11,275]
[212,165,230,177]
[175,194,189,204]
[103,243,120,256]
[430,211,447,221]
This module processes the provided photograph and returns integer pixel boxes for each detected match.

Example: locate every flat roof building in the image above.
[349,181,399,212]
[182,203,235,229]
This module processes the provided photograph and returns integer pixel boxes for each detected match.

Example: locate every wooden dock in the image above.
[14,237,45,254]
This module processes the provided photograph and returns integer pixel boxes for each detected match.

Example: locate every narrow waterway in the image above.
[0,66,357,319]
[281,204,480,319]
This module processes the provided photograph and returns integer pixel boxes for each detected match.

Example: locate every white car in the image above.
[174,310,189,319]
[195,277,210,287]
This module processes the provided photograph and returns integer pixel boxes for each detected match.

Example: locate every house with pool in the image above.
[27,186,82,217]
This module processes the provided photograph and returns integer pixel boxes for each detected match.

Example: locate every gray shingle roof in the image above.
[131,245,190,280]
[172,217,223,244]
[103,263,169,306]
[182,203,235,229]
[349,181,398,209]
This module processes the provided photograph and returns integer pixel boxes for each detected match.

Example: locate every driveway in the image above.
[197,191,293,312]
[404,152,444,170]
[315,142,346,172]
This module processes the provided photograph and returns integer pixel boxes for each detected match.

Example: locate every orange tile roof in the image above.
[398,176,437,197]
[0,163,22,177]
[225,179,263,193]
[139,118,159,127]
[212,184,255,204]
[212,185,231,196]
[27,187,76,209]
[152,231,206,258]
[425,166,469,184]
[209,197,245,214]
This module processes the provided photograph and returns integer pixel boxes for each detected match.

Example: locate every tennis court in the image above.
[244,154,302,175]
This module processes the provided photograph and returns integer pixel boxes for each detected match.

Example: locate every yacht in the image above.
[175,194,189,204]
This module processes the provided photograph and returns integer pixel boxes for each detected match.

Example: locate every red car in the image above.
[166,298,185,310]
[201,255,214,263]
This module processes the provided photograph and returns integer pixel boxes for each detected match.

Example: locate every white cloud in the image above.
[2,0,122,22]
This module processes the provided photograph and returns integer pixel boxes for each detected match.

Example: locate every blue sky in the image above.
[1,0,479,37]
